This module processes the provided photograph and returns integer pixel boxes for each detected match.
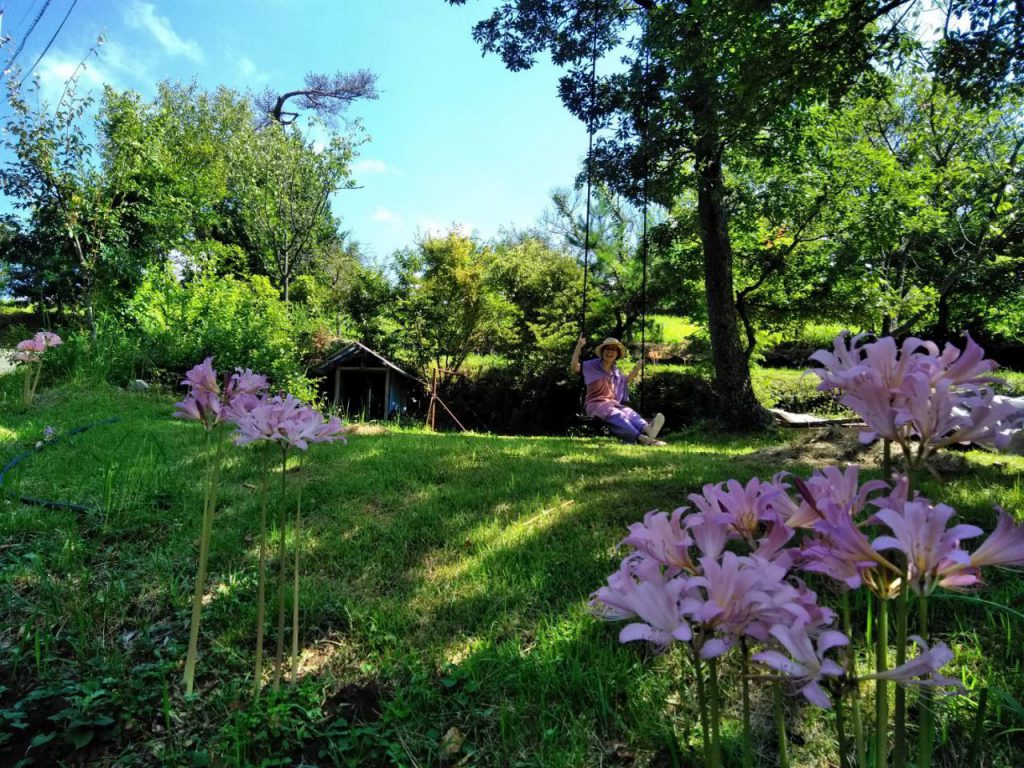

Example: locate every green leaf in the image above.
[29,730,57,747]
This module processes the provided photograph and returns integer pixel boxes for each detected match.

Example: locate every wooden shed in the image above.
[313,342,421,420]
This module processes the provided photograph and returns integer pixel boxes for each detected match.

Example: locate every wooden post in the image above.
[430,369,438,430]
[334,368,341,408]
[425,368,436,430]
[385,369,392,419]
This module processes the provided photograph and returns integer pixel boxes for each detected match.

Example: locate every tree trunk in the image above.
[692,93,771,430]
[936,289,951,342]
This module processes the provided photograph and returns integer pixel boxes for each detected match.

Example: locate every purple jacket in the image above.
[582,357,629,408]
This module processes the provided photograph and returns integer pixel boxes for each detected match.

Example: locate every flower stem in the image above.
[30,361,43,403]
[741,640,752,768]
[842,592,867,768]
[836,687,850,768]
[290,454,304,682]
[693,649,711,767]
[875,594,889,768]
[254,446,271,698]
[272,447,289,691]
[967,687,988,768]
[917,595,933,768]
[893,569,909,768]
[183,429,224,695]
[708,656,722,768]
[774,681,789,768]
[883,438,892,481]
[22,365,32,407]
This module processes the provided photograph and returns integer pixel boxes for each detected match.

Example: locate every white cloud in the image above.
[236,55,269,84]
[353,159,389,175]
[33,52,110,108]
[416,218,473,239]
[125,2,205,63]
[29,38,155,109]
[373,207,402,225]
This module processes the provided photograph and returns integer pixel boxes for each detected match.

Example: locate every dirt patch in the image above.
[747,427,977,477]
[343,423,389,437]
[746,425,883,469]
[322,679,384,723]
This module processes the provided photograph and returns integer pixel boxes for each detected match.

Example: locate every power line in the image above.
[19,0,80,88]
[6,0,52,71]
[9,0,44,38]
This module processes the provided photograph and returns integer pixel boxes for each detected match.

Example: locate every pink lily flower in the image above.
[871,499,983,596]
[685,512,731,561]
[589,558,693,653]
[174,358,225,431]
[861,636,963,692]
[801,504,899,593]
[14,337,46,363]
[233,394,345,450]
[753,622,849,709]
[688,478,785,543]
[224,368,269,401]
[932,333,1000,388]
[34,331,62,348]
[181,357,220,398]
[808,331,870,390]
[967,508,1024,569]
[681,552,785,657]
[619,508,696,573]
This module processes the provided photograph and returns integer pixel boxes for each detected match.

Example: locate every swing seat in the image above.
[573,411,609,437]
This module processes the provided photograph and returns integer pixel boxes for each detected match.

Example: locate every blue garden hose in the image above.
[0,416,119,513]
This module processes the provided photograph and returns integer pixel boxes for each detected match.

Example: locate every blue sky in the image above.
[1,0,591,261]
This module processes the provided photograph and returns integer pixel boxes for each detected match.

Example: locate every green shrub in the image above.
[40,267,317,398]
[751,367,849,416]
[124,266,311,395]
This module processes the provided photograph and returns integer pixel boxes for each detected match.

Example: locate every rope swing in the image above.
[578,17,599,343]
[578,13,652,411]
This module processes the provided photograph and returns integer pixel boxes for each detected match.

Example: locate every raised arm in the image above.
[626,358,644,383]
[571,335,586,374]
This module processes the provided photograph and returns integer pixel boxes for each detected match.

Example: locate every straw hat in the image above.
[594,337,626,359]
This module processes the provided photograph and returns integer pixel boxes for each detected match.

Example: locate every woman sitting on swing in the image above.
[571,335,666,446]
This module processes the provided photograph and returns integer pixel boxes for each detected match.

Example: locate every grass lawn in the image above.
[1,380,1023,766]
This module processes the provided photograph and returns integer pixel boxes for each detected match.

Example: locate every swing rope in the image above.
[579,16,599,342]
[578,10,652,415]
[638,21,651,412]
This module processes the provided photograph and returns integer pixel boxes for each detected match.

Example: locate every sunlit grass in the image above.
[1,379,1022,766]
[650,313,701,344]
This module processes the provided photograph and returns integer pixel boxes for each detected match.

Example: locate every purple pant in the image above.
[587,402,648,442]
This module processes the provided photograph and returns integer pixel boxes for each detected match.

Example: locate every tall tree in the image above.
[0,79,132,336]
[392,232,515,379]
[231,124,356,304]
[546,184,669,343]
[447,0,921,427]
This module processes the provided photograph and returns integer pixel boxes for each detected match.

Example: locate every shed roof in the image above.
[312,342,421,383]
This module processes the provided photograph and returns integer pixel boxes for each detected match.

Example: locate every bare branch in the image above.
[254,69,379,127]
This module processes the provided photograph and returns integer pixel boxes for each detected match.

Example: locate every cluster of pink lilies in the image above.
[11,331,62,406]
[173,358,345,697]
[174,356,344,446]
[592,333,1024,768]
[811,333,1019,469]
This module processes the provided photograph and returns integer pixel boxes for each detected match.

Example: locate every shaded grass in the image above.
[0,379,1022,766]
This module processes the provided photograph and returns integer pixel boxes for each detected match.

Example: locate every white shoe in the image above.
[643,413,665,439]
[637,434,667,447]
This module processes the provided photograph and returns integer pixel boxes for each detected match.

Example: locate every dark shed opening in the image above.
[312,342,421,420]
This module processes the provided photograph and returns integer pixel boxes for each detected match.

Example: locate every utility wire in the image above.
[6,0,52,71]
[19,0,79,87]
[9,0,42,38]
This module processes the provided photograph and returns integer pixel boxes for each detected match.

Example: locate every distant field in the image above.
[649,314,701,344]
